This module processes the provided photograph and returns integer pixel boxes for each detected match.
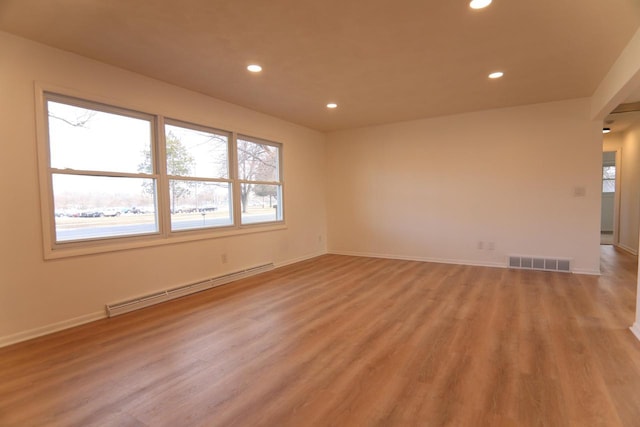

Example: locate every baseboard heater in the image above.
[508,256,571,273]
[105,263,274,317]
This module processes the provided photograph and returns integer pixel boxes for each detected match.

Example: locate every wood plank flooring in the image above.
[1,246,640,426]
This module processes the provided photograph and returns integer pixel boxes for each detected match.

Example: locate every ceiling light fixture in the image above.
[247,64,262,73]
[603,128,611,134]
[470,0,492,9]
[327,103,338,109]
[488,71,504,79]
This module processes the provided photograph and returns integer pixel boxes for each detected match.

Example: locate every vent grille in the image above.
[508,256,570,273]
[106,263,274,317]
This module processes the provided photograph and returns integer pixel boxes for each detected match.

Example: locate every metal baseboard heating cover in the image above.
[106,263,274,317]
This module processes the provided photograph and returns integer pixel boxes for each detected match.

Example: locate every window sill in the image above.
[44,223,287,260]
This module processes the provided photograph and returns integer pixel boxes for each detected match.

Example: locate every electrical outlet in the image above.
[477,241,484,250]
[488,242,495,251]
[221,253,228,264]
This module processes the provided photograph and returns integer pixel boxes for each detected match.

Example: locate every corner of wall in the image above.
[630,323,640,343]
[0,311,106,349]
[590,27,640,120]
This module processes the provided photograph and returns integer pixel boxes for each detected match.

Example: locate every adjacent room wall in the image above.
[592,26,640,340]
[0,32,327,345]
[608,126,640,255]
[326,99,602,274]
[622,122,640,254]
[603,135,623,244]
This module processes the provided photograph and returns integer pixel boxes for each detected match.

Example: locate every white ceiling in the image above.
[1,0,639,132]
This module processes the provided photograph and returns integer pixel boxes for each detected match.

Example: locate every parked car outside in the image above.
[101,208,121,217]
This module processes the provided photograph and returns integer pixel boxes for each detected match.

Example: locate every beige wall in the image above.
[0,32,327,345]
[595,27,640,340]
[623,123,640,253]
[603,135,623,243]
[2,26,636,344]
[628,122,640,339]
[326,99,602,274]
[606,126,640,255]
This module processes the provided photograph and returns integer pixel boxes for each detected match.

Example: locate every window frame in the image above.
[35,85,286,259]
[235,134,285,226]
[602,165,616,194]
[163,118,235,233]
[44,92,163,246]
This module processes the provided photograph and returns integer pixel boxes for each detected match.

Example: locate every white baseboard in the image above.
[571,268,602,276]
[274,250,327,269]
[0,311,106,349]
[328,250,601,275]
[616,243,638,256]
[0,251,329,349]
[328,250,505,269]
[631,323,640,342]
[0,248,603,348]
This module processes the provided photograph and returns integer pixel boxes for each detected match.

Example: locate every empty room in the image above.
[2,0,640,425]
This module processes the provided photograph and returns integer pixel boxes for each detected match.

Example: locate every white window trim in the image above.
[602,166,616,194]
[34,83,286,260]
[236,134,285,225]
[163,118,235,233]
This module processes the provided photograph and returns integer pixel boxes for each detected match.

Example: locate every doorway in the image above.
[601,151,616,245]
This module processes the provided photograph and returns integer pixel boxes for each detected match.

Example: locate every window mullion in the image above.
[231,132,242,227]
[167,175,232,184]
[50,168,154,179]
[238,179,280,186]
[156,115,171,237]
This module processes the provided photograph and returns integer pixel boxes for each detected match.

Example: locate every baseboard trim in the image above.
[631,323,640,342]
[0,251,330,349]
[571,268,602,276]
[0,311,106,349]
[274,250,327,269]
[0,248,601,348]
[328,250,505,269]
[328,250,601,275]
[615,243,638,256]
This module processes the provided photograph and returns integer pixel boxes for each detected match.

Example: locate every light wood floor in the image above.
[2,247,640,426]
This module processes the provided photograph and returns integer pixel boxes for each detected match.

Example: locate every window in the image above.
[46,95,158,242]
[603,166,615,193]
[237,136,283,224]
[40,92,284,253]
[163,121,233,231]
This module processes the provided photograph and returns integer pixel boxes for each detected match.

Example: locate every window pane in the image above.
[47,101,152,174]
[170,181,233,231]
[52,174,158,242]
[237,138,279,182]
[240,183,282,224]
[603,166,616,180]
[603,180,615,193]
[165,124,229,179]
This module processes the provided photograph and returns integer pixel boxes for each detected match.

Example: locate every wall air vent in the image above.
[105,263,274,317]
[508,256,571,273]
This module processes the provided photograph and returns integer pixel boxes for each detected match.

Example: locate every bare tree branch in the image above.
[48,111,97,128]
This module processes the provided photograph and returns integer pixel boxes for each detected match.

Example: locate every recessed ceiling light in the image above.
[488,71,504,79]
[470,0,492,9]
[327,103,338,109]
[603,128,611,134]
[247,64,262,73]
